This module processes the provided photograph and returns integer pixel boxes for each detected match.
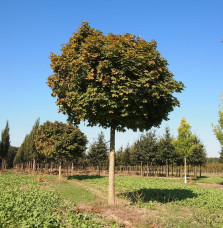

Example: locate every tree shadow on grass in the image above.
[68,175,104,181]
[118,188,197,204]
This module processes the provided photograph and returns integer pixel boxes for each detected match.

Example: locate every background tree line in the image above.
[12,117,207,178]
[5,90,223,178]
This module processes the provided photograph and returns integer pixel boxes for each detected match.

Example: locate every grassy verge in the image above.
[46,180,97,204]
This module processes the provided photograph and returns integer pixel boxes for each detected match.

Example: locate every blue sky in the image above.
[0,0,222,157]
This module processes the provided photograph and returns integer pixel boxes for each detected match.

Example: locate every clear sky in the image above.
[0,0,222,157]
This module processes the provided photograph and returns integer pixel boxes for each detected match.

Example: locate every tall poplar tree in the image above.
[173,117,195,183]
[0,121,10,170]
[13,118,40,171]
[47,21,184,204]
[28,118,40,173]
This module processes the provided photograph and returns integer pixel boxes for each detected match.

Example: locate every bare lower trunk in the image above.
[50,162,53,175]
[140,161,143,177]
[184,157,187,184]
[166,159,168,177]
[32,158,36,174]
[66,163,69,177]
[1,159,4,171]
[72,162,74,175]
[59,161,62,180]
[108,126,115,205]
[97,164,101,176]
[194,165,197,179]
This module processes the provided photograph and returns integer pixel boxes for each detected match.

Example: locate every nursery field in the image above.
[1,172,223,227]
[0,173,119,228]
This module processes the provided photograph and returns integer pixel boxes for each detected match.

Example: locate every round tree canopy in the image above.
[35,121,87,161]
[48,21,184,132]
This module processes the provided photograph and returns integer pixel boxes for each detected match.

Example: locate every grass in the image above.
[2,172,223,227]
[0,173,118,227]
[47,180,97,204]
[70,175,223,227]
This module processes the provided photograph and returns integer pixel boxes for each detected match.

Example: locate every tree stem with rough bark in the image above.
[32,158,35,174]
[59,161,62,180]
[108,126,115,205]
[184,157,187,184]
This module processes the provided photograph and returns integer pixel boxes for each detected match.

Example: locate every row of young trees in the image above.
[87,118,207,181]
[13,89,222,172]
[13,118,206,178]
[12,93,223,178]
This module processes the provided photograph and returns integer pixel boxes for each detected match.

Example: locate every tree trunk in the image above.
[184,157,187,184]
[140,161,143,177]
[66,163,69,177]
[166,159,168,177]
[32,158,36,174]
[194,165,197,179]
[199,164,202,178]
[97,164,101,176]
[1,159,4,171]
[50,161,53,175]
[59,161,62,180]
[72,162,74,175]
[108,126,115,205]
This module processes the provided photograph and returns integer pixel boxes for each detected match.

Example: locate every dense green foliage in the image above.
[14,119,40,165]
[48,21,184,132]
[212,93,223,162]
[0,174,103,227]
[220,148,223,163]
[7,146,18,168]
[35,121,87,162]
[158,127,176,165]
[120,146,131,166]
[212,93,223,146]
[132,131,158,165]
[188,136,207,166]
[206,157,219,163]
[173,117,195,158]
[88,132,108,167]
[115,129,206,168]
[0,121,10,169]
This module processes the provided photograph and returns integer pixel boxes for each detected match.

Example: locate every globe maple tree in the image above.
[47,21,184,204]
